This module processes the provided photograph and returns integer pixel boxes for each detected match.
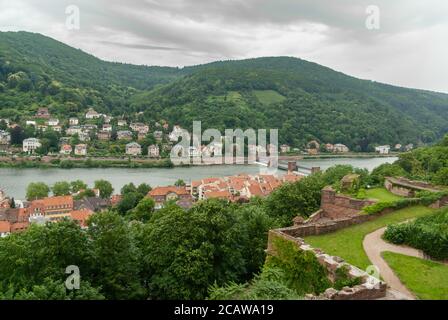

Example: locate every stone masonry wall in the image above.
[287,208,396,238]
[320,187,376,219]
[384,180,414,197]
[267,230,388,300]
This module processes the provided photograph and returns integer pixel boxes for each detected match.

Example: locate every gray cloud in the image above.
[99,41,181,51]
[0,0,447,92]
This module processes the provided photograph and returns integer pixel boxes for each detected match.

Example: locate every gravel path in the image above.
[363,227,423,299]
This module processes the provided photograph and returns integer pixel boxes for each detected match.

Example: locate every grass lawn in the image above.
[253,90,286,105]
[382,252,448,300]
[305,206,435,270]
[364,188,403,202]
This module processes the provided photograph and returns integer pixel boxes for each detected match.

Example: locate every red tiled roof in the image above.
[229,180,245,191]
[202,185,220,192]
[201,178,222,185]
[248,184,264,197]
[260,175,278,183]
[0,221,11,233]
[111,195,122,205]
[204,190,233,200]
[149,186,189,197]
[191,181,202,188]
[283,174,302,183]
[61,144,72,151]
[70,209,94,227]
[11,222,29,232]
[41,196,74,208]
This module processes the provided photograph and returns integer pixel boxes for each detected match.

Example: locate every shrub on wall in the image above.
[334,265,362,290]
[265,236,331,295]
[208,267,302,300]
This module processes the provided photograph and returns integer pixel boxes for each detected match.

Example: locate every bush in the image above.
[383,224,411,244]
[362,191,448,215]
[384,208,448,260]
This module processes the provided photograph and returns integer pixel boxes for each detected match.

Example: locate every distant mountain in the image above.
[1,31,447,150]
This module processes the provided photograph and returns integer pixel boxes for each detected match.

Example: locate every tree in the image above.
[321,165,356,186]
[433,168,448,186]
[94,180,114,199]
[265,174,325,226]
[26,182,50,201]
[440,134,448,147]
[71,180,88,193]
[370,163,408,185]
[0,220,92,294]
[70,133,80,146]
[9,198,16,209]
[236,203,277,278]
[116,192,139,215]
[143,200,246,299]
[41,129,60,153]
[174,179,186,187]
[0,120,6,131]
[127,197,155,222]
[10,126,24,145]
[8,278,105,300]
[52,181,71,196]
[74,189,96,200]
[120,183,137,195]
[87,212,145,299]
[136,183,152,196]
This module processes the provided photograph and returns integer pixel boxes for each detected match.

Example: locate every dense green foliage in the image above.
[369,163,408,185]
[208,267,302,300]
[26,182,50,200]
[362,191,448,215]
[0,198,278,300]
[265,165,367,226]
[0,220,105,299]
[264,236,331,295]
[1,32,448,150]
[384,208,448,260]
[51,181,71,196]
[133,58,448,149]
[0,32,182,120]
[392,136,448,185]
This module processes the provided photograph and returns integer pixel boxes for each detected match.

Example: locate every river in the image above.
[0,157,397,199]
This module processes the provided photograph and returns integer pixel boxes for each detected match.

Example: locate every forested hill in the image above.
[131,57,448,149]
[1,31,448,150]
[0,31,182,90]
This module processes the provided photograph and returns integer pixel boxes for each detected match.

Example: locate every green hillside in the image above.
[1,31,448,150]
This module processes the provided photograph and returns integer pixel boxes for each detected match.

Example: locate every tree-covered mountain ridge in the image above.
[1,31,448,150]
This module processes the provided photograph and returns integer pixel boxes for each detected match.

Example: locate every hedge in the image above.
[362,191,448,215]
[383,208,448,260]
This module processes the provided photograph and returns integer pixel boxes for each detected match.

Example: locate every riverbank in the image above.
[0,156,176,169]
[0,157,398,200]
[298,153,400,160]
[0,153,399,169]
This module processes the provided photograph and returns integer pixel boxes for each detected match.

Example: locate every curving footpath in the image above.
[363,227,426,300]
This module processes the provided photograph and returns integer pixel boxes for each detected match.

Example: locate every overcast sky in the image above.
[0,0,447,93]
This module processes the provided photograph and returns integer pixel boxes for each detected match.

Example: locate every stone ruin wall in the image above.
[320,187,376,219]
[290,187,379,237]
[430,195,448,209]
[384,179,414,197]
[267,230,387,300]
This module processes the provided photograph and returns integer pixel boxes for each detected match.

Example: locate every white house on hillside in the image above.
[126,142,142,156]
[375,145,391,155]
[85,108,101,119]
[23,138,41,154]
